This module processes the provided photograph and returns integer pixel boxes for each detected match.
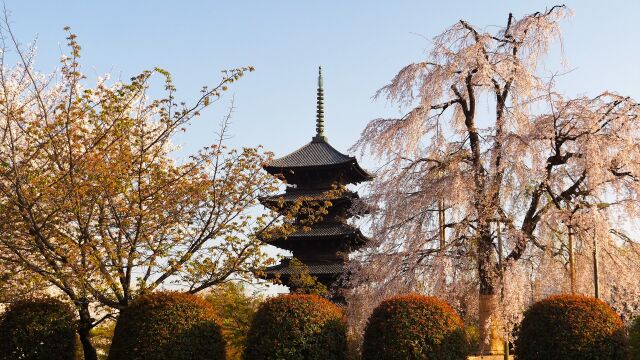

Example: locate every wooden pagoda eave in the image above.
[264,160,373,185]
[264,226,369,251]
[259,190,357,208]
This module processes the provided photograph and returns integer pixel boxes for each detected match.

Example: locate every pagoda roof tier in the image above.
[265,258,344,276]
[260,189,357,205]
[264,138,373,184]
[266,223,368,250]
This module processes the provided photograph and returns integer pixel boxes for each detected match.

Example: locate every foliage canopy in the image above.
[244,294,347,360]
[362,294,468,360]
[515,294,627,360]
[0,298,77,360]
[108,292,225,360]
[205,283,262,360]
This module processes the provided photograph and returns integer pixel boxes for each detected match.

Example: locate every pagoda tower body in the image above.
[260,67,372,294]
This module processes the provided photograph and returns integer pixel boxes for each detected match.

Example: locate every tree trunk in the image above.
[479,293,504,355]
[77,303,98,360]
[478,231,505,355]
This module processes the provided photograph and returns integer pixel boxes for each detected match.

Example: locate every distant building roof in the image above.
[263,67,372,184]
[266,138,352,168]
[265,261,344,276]
[284,223,360,238]
[266,223,369,250]
[261,189,357,203]
[264,138,373,183]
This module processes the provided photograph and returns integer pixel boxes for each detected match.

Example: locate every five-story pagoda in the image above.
[260,67,372,295]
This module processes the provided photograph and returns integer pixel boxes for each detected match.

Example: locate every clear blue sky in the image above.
[5,0,640,160]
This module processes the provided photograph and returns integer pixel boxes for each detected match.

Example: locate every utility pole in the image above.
[498,222,504,286]
[497,222,509,360]
[568,222,576,294]
[438,198,445,249]
[436,119,446,252]
[593,234,600,299]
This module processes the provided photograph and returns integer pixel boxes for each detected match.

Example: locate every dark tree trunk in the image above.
[77,302,98,360]
[478,229,497,296]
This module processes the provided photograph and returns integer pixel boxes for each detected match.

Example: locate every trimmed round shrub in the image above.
[628,316,640,360]
[243,294,347,360]
[515,294,626,360]
[0,298,77,360]
[362,294,468,360]
[108,292,225,360]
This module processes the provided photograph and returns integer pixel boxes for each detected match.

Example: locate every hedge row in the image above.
[515,294,627,360]
[362,294,468,360]
[0,298,77,360]
[1,293,637,360]
[108,292,225,360]
[630,316,640,360]
[244,294,346,360]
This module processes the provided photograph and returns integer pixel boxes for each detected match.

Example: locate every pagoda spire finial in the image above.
[313,66,326,142]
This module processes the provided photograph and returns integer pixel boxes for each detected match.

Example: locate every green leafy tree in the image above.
[90,320,116,360]
[205,283,262,360]
[287,258,329,297]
